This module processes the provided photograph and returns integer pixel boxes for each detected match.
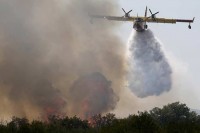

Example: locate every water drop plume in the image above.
[128,29,172,98]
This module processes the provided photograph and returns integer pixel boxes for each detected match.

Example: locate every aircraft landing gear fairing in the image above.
[188,24,191,29]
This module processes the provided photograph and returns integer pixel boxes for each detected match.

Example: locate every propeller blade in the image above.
[122,8,126,13]
[145,6,148,18]
[127,10,132,14]
[153,12,159,15]
[149,9,153,15]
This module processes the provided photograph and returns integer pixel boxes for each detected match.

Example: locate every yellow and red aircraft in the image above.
[90,6,195,32]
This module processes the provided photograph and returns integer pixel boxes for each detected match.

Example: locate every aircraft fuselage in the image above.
[133,18,146,32]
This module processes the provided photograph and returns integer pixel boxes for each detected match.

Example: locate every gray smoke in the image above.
[0,0,126,120]
[128,29,172,98]
[69,72,118,119]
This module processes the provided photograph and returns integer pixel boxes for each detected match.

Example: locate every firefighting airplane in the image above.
[90,6,195,32]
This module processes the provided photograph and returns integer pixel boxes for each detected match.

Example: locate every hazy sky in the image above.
[115,0,200,111]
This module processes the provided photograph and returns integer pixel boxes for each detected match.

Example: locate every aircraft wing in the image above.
[90,14,195,27]
[146,17,195,24]
[90,15,136,22]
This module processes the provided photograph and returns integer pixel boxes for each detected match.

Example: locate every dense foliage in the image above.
[0,102,200,133]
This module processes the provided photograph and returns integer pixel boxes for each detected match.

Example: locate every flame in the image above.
[43,97,66,120]
[69,72,118,119]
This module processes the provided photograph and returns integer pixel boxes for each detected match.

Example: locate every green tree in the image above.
[150,102,200,132]
[7,117,30,133]
[30,120,46,133]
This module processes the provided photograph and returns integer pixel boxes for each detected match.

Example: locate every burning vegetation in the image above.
[69,72,118,119]
[0,102,200,133]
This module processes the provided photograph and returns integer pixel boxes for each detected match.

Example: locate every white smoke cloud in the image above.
[128,29,172,98]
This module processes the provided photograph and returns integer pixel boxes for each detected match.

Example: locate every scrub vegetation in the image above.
[0,102,200,133]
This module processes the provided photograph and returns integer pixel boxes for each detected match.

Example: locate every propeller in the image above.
[122,8,132,18]
[148,9,159,21]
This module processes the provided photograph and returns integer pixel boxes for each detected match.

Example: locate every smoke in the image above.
[128,29,172,98]
[0,0,126,120]
[69,72,118,119]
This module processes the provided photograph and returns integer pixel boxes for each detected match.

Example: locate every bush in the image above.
[0,102,200,133]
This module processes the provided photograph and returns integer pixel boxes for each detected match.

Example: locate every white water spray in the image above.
[128,29,172,98]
